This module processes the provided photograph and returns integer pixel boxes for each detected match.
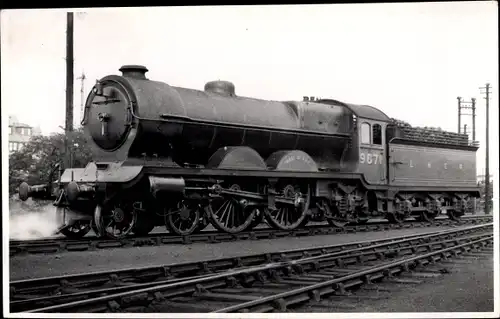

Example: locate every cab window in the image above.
[361,122,371,144]
[373,124,382,145]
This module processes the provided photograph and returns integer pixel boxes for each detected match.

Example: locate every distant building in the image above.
[8,115,42,153]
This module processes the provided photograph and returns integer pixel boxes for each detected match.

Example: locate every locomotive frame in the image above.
[18,65,480,239]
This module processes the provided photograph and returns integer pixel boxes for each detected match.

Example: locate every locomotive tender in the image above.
[18,65,480,239]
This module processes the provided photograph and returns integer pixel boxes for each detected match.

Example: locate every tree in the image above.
[9,128,93,197]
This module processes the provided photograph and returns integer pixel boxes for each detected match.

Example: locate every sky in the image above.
[1,3,498,177]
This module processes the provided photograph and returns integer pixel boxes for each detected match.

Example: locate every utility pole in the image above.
[77,71,86,127]
[479,83,491,214]
[65,12,74,169]
[457,97,476,141]
[472,98,476,141]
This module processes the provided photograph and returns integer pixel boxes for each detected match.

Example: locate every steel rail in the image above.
[214,235,493,312]
[20,223,493,313]
[10,215,487,246]
[7,219,431,246]
[26,233,493,313]
[9,215,492,257]
[10,221,491,301]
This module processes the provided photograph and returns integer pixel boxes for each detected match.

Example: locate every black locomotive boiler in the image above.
[18,65,480,239]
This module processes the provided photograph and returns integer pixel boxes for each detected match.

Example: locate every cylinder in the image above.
[149,176,185,198]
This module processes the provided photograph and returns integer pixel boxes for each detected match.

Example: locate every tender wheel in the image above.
[165,200,201,236]
[318,200,349,228]
[94,202,137,240]
[447,209,461,221]
[415,211,437,222]
[414,199,439,222]
[387,199,410,224]
[265,183,311,231]
[356,218,369,225]
[386,212,405,224]
[208,184,257,234]
[327,218,349,228]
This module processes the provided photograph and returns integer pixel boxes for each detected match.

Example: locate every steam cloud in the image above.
[9,198,61,240]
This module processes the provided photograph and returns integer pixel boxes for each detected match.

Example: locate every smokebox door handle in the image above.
[98,112,110,136]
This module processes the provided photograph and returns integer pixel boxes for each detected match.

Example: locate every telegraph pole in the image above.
[472,98,476,141]
[457,97,476,141]
[65,12,74,169]
[479,83,491,214]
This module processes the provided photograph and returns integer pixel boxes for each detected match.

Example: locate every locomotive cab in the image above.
[357,119,388,185]
[344,103,392,186]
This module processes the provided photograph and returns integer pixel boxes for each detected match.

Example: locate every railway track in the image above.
[10,222,493,313]
[9,215,492,257]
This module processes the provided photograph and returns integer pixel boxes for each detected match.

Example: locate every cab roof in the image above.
[317,99,392,122]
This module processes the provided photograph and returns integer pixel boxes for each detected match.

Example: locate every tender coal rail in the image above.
[11,223,492,313]
[9,215,492,257]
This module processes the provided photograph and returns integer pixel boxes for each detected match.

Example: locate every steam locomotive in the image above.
[18,65,480,239]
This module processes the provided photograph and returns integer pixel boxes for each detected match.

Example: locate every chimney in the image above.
[119,65,149,80]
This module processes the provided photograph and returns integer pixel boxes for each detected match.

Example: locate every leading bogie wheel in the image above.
[59,220,91,239]
[56,206,92,239]
[165,200,201,236]
[208,184,257,234]
[94,202,137,240]
[264,183,311,231]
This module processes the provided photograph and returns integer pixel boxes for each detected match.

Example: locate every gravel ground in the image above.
[10,224,470,281]
[300,250,494,313]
